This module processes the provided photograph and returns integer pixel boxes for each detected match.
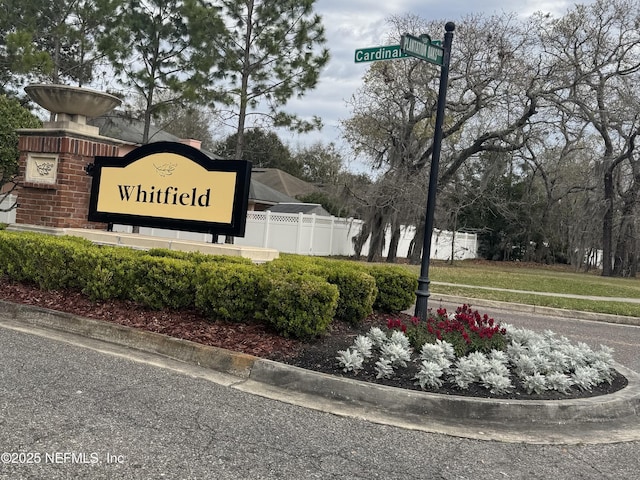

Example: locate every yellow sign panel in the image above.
[96,152,236,223]
[88,142,252,236]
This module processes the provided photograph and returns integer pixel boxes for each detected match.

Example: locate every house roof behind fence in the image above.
[267,203,330,216]
[252,168,319,198]
[250,183,300,206]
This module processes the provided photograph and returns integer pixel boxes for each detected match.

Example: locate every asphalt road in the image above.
[2,306,640,480]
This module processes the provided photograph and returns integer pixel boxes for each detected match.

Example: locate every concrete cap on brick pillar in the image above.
[25,84,122,136]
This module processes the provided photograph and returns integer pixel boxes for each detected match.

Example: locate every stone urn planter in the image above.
[24,84,122,134]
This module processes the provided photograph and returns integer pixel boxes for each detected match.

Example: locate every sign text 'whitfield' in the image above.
[117,185,211,207]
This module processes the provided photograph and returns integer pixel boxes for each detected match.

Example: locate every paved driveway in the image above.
[1,313,639,480]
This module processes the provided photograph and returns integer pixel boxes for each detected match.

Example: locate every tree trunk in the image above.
[234,0,254,160]
[366,211,386,263]
[602,169,614,276]
[386,223,401,263]
[408,220,425,265]
[630,237,638,277]
[352,222,370,260]
[613,169,640,277]
[613,209,632,277]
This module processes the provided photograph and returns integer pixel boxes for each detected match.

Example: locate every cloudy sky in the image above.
[282,0,594,166]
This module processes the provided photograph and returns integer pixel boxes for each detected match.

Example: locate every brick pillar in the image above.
[15,131,120,229]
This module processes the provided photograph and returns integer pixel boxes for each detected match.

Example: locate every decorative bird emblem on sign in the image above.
[153,163,177,177]
[34,160,54,176]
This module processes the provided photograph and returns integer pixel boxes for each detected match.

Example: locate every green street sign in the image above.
[354,45,409,63]
[400,33,444,66]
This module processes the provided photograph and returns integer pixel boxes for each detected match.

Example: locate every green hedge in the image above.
[71,245,139,301]
[146,248,253,265]
[0,232,92,290]
[260,273,339,339]
[195,262,266,321]
[263,254,325,276]
[129,255,197,310]
[324,266,377,323]
[0,231,34,281]
[367,265,417,312]
[267,255,415,316]
[265,255,377,323]
[0,232,417,338]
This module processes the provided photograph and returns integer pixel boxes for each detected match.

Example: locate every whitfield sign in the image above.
[88,142,251,236]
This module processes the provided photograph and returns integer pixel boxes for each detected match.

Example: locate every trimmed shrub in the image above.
[0,231,32,281]
[260,273,339,339]
[74,245,139,301]
[195,262,266,321]
[129,255,197,310]
[0,232,91,289]
[146,248,253,265]
[39,236,96,290]
[263,254,325,276]
[325,266,377,324]
[0,231,414,332]
[367,265,417,312]
[266,255,377,324]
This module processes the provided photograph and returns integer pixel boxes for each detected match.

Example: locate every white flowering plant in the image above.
[336,310,619,397]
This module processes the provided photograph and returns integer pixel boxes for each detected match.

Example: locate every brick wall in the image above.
[15,132,120,229]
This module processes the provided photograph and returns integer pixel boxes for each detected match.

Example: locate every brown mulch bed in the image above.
[0,277,301,359]
[0,277,627,400]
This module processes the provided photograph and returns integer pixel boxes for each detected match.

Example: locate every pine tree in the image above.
[217,0,329,158]
[98,0,228,143]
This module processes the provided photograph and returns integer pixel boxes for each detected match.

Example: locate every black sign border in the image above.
[88,142,252,236]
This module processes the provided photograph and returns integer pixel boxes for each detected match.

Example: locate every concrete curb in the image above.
[2,300,640,444]
[0,300,256,379]
[248,358,640,426]
[242,358,640,444]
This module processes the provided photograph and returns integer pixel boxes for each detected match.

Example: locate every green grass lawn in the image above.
[396,260,640,317]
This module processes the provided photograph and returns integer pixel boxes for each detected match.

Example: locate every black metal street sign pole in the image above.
[414,22,455,321]
[354,23,454,320]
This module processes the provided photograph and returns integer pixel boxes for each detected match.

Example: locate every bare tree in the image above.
[154,103,220,152]
[343,12,542,263]
[536,0,640,276]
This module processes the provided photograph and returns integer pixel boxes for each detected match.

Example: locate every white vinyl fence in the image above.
[2,201,477,260]
[365,225,479,262]
[0,194,17,224]
[111,210,478,260]
[237,211,358,256]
